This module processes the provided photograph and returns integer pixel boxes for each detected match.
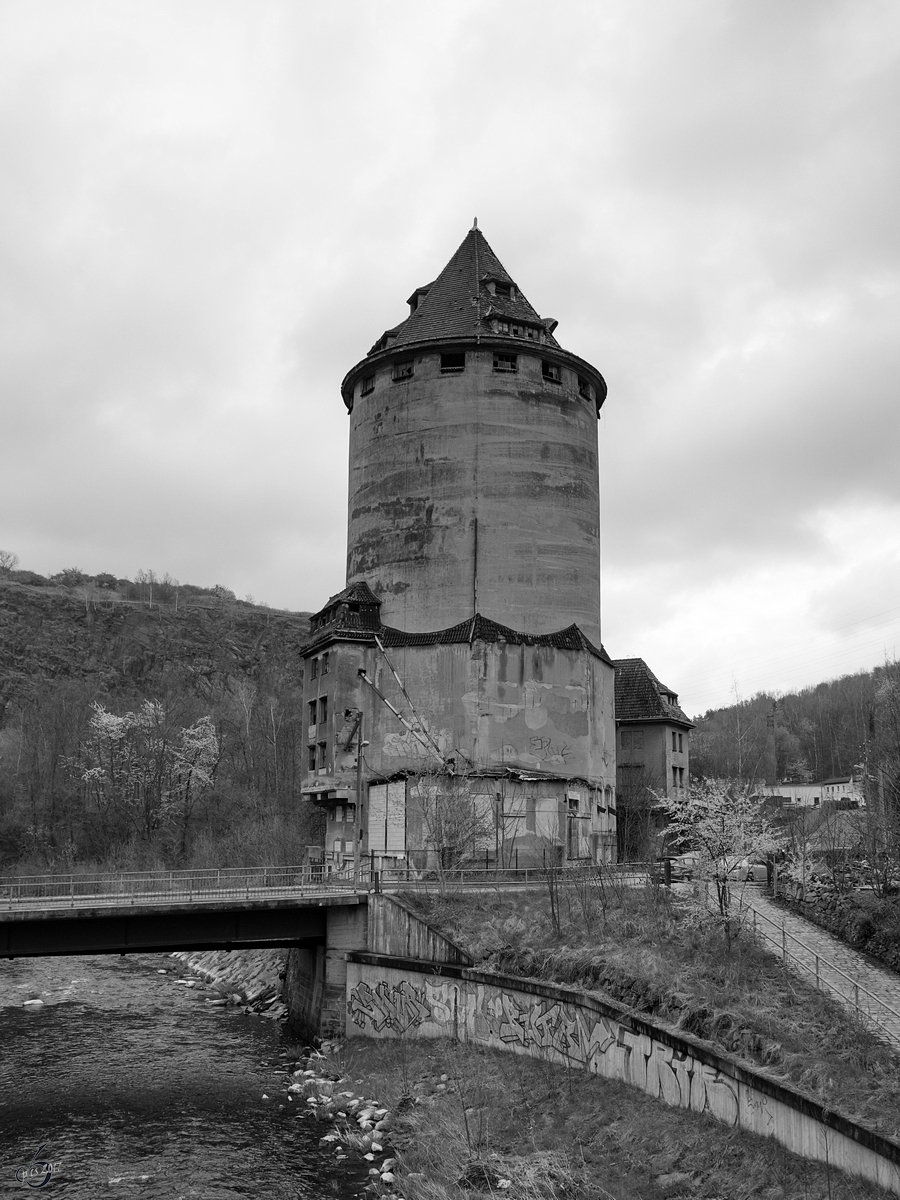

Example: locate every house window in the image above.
[361,375,375,396]
[316,741,328,772]
[307,744,316,772]
[678,733,683,752]
[440,351,465,374]
[493,352,517,374]
[578,376,592,401]
[672,766,678,790]
[307,700,317,728]
[392,359,414,382]
[678,767,685,787]
[310,658,318,679]
[322,651,330,674]
[672,731,677,752]
[541,360,561,383]
[335,804,344,824]
[318,696,328,725]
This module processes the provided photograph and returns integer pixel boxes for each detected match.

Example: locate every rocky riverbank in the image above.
[170,949,399,1193]
[169,948,289,1020]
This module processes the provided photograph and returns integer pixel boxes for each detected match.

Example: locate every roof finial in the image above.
[472,216,478,230]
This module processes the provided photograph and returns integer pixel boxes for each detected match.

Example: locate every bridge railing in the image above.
[0,865,356,909]
[0,861,653,909]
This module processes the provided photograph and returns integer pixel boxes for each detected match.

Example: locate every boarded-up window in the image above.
[368,781,406,854]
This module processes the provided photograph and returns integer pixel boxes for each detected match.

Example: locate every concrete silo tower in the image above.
[341,223,607,646]
[302,225,617,871]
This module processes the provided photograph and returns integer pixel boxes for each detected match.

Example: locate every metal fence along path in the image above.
[734,887,900,1051]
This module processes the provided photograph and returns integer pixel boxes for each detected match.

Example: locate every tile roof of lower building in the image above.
[381,614,612,664]
[613,657,693,727]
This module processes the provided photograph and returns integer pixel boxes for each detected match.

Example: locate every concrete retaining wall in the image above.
[367,894,473,966]
[345,952,900,1197]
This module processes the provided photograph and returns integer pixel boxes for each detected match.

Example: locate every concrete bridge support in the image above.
[283,894,472,1038]
[284,902,369,1038]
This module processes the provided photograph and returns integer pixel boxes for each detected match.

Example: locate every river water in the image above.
[0,954,368,1198]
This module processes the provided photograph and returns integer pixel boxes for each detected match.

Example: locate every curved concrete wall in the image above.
[346,953,900,1197]
[346,348,601,645]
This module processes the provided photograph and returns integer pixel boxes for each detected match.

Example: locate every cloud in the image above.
[1,0,899,712]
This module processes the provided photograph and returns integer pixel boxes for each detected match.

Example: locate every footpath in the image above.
[734,884,900,1050]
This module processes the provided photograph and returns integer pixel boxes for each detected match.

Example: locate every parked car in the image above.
[668,852,702,881]
[728,856,768,882]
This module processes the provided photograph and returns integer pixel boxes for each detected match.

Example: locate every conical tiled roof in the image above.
[368,225,561,355]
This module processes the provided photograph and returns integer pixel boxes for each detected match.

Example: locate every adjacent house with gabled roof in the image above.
[613,658,694,860]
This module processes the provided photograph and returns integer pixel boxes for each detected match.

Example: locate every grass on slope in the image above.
[397,877,900,1141]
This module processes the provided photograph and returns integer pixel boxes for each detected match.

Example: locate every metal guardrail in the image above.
[736,892,900,1048]
[0,861,653,912]
[0,865,358,911]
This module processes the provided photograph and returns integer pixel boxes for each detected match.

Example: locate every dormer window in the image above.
[494,281,513,299]
[392,359,414,382]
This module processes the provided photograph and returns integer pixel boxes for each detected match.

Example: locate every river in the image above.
[0,954,368,1198]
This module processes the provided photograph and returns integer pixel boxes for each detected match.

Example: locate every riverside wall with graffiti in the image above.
[345,953,900,1196]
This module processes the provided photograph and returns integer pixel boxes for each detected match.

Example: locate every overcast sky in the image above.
[2,0,899,717]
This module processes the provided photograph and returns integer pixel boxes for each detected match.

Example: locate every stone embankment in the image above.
[169,948,289,1020]
[291,1039,399,1191]
[171,949,399,1192]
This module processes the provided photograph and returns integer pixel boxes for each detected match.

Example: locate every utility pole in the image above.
[354,709,364,887]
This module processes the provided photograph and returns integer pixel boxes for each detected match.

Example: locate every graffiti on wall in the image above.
[347,975,739,1127]
[348,979,430,1034]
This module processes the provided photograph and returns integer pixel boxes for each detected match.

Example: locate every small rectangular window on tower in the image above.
[493,352,517,374]
[322,651,330,674]
[578,376,593,402]
[392,360,414,382]
[361,375,375,396]
[440,352,465,374]
[310,658,318,679]
[542,360,561,384]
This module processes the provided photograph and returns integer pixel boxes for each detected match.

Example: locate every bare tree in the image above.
[406,768,494,890]
[0,549,18,576]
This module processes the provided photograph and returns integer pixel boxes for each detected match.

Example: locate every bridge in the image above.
[0,866,372,958]
[0,863,479,1036]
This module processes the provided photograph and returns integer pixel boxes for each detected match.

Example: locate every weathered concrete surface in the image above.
[367,894,472,966]
[346,349,602,644]
[346,953,900,1197]
[309,637,615,790]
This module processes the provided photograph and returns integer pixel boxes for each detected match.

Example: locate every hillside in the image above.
[0,577,316,872]
[690,663,900,787]
[0,577,311,709]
